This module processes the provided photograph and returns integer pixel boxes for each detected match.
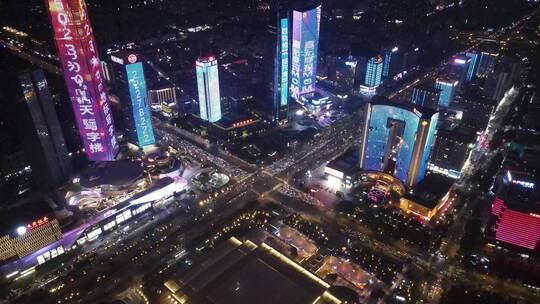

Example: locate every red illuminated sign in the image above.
[26,216,49,230]
[127,54,138,64]
[232,119,254,128]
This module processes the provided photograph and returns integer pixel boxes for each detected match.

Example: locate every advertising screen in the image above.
[126,61,155,147]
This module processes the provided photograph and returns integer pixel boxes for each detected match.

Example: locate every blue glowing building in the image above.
[465,51,479,82]
[476,51,499,78]
[196,56,222,123]
[108,52,155,147]
[360,100,439,187]
[450,54,472,86]
[382,46,399,80]
[290,0,321,99]
[434,78,459,108]
[266,1,290,123]
[411,85,441,110]
[359,56,384,95]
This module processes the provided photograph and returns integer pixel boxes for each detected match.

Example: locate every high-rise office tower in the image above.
[476,51,499,78]
[359,100,438,187]
[484,71,511,102]
[434,78,459,108]
[382,46,399,80]
[108,52,155,147]
[411,85,441,110]
[18,70,72,190]
[46,0,118,161]
[399,48,419,72]
[290,0,322,99]
[484,55,521,101]
[335,57,357,92]
[428,128,475,179]
[196,56,222,123]
[365,56,384,87]
[465,51,479,82]
[326,54,338,81]
[359,56,383,95]
[450,54,472,86]
[265,0,290,123]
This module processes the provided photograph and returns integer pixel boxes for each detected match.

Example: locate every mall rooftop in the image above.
[164,237,341,304]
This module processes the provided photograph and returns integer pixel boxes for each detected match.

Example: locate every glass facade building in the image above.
[360,104,420,183]
[291,1,321,99]
[450,54,471,86]
[476,51,499,78]
[382,47,398,80]
[18,70,72,189]
[360,102,438,187]
[108,53,155,147]
[434,78,458,108]
[411,85,441,110]
[365,56,384,87]
[465,51,479,82]
[46,0,118,161]
[196,56,222,123]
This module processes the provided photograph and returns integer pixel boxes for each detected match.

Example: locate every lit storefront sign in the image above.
[37,245,65,265]
[26,216,49,230]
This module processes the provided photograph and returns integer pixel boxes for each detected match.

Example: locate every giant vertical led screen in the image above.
[291,4,321,98]
[126,59,155,147]
[363,105,420,183]
[46,0,118,161]
[280,17,290,106]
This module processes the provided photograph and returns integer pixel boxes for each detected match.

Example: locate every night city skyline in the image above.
[1,1,540,303]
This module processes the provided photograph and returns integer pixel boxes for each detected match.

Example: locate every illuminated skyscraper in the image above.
[465,51,479,82]
[45,0,118,161]
[359,56,384,95]
[411,85,441,110]
[18,70,72,190]
[365,56,384,87]
[359,100,438,187]
[196,56,222,123]
[335,58,357,92]
[476,51,499,78]
[382,46,398,80]
[108,52,155,147]
[450,54,471,86]
[434,78,459,108]
[484,56,521,101]
[290,0,322,99]
[265,0,290,123]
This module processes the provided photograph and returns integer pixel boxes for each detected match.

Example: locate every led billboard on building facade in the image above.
[126,61,155,147]
[46,0,118,161]
[363,105,420,183]
[280,17,289,106]
[291,4,321,98]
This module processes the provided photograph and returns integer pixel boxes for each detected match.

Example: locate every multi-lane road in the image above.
[5,8,540,303]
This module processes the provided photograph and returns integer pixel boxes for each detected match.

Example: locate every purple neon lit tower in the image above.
[45,0,118,161]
